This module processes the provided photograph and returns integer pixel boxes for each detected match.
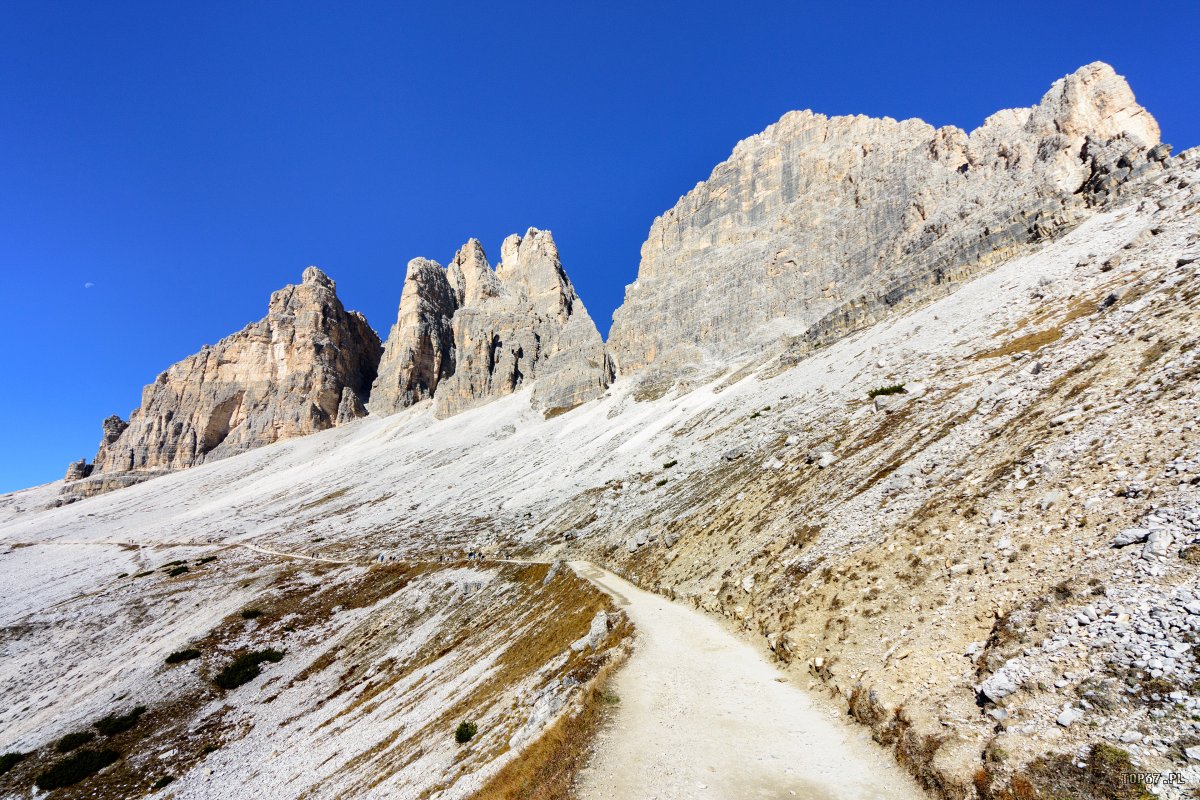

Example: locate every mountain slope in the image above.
[4,64,1200,799]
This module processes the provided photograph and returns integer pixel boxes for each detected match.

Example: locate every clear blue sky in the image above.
[2,1,1197,493]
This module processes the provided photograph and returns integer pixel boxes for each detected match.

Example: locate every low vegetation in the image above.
[35,749,120,790]
[867,384,906,398]
[455,721,478,743]
[165,648,201,664]
[240,608,263,620]
[0,752,26,775]
[94,705,147,736]
[167,565,189,577]
[55,731,95,753]
[214,649,285,690]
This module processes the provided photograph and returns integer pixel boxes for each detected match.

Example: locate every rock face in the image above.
[370,229,611,419]
[367,258,458,414]
[607,62,1165,373]
[63,459,92,482]
[70,267,381,494]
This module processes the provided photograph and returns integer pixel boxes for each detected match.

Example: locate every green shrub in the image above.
[455,721,477,743]
[55,731,95,753]
[662,460,677,469]
[867,384,906,398]
[165,648,201,665]
[214,649,285,690]
[152,775,175,790]
[241,608,263,620]
[35,749,120,790]
[163,560,185,567]
[94,706,146,736]
[655,478,668,487]
[167,565,189,577]
[0,751,26,775]
[196,556,217,565]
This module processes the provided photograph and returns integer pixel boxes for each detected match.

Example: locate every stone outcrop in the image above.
[370,229,611,419]
[63,459,92,482]
[67,267,381,495]
[607,62,1166,373]
[367,258,458,415]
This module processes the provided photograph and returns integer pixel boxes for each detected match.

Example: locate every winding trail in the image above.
[571,562,925,800]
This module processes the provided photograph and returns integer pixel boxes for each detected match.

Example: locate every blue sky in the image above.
[2,1,1198,493]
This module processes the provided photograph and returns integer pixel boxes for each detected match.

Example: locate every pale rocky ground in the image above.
[573,563,922,800]
[5,62,1200,799]
[0,534,624,799]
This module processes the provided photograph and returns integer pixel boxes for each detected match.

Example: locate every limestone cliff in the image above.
[367,258,458,415]
[66,267,381,495]
[370,229,611,419]
[607,62,1167,373]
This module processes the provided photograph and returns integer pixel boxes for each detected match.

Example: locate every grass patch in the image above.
[974,327,1062,359]
[55,731,95,753]
[197,556,218,565]
[1017,743,1151,799]
[655,478,668,487]
[662,459,678,469]
[0,752,26,775]
[298,487,349,511]
[867,384,906,398]
[94,705,147,736]
[35,749,120,790]
[151,775,175,790]
[469,643,629,800]
[165,648,201,665]
[455,721,477,743]
[214,649,285,690]
[166,565,189,577]
[241,608,263,620]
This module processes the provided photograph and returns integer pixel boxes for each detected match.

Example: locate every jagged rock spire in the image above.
[71,267,382,495]
[370,230,611,420]
[367,258,459,415]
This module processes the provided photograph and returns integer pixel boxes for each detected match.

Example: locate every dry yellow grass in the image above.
[468,622,632,800]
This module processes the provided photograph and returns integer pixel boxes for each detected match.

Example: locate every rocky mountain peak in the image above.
[447,238,501,305]
[369,231,610,420]
[496,228,575,318]
[65,268,382,496]
[301,265,335,289]
[366,258,458,415]
[607,61,1167,375]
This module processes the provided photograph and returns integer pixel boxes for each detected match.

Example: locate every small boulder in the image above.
[1056,706,1083,727]
[1111,528,1150,548]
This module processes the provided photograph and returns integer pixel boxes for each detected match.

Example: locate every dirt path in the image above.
[571,562,925,800]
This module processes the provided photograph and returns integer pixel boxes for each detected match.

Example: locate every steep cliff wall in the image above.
[369,229,612,419]
[607,62,1166,373]
[66,267,381,496]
